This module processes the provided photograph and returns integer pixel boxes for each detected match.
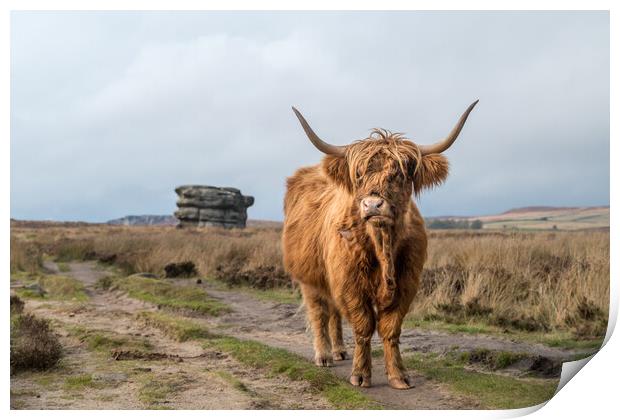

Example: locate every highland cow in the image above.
[282,101,478,389]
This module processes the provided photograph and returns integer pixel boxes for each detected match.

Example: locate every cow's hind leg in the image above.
[328,305,348,361]
[301,284,333,367]
[377,308,413,390]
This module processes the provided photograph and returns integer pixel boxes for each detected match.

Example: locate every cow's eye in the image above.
[388,172,402,182]
[407,162,416,177]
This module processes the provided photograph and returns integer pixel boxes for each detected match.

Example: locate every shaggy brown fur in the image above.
[282,130,450,389]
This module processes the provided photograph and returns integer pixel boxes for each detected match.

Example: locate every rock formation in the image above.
[174,185,254,229]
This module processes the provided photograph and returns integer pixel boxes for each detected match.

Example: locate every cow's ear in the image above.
[322,156,353,192]
[413,154,449,195]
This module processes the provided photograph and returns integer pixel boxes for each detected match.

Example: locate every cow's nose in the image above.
[362,196,384,212]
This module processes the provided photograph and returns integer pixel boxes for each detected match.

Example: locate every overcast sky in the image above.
[11,11,609,222]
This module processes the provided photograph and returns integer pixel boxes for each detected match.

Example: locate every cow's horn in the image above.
[418,100,479,156]
[292,107,346,157]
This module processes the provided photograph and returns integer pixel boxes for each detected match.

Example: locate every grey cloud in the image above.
[11,11,609,221]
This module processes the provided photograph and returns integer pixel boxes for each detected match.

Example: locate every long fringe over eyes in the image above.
[345,129,422,186]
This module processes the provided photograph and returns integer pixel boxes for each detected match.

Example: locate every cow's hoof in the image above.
[315,355,334,367]
[332,350,349,361]
[350,374,371,388]
[388,377,413,390]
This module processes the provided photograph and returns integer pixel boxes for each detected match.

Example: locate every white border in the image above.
[2,2,616,419]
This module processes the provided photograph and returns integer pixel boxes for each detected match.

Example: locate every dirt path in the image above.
[183,279,582,409]
[11,262,332,410]
[196,281,580,360]
[12,262,580,410]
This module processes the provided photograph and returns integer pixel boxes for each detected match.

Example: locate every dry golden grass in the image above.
[419,230,609,336]
[10,221,609,336]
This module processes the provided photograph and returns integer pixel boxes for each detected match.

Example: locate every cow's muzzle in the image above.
[361,196,393,226]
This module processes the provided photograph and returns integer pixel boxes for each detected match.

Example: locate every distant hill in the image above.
[247,219,283,228]
[106,215,177,226]
[500,206,579,214]
[472,206,609,231]
[427,206,609,231]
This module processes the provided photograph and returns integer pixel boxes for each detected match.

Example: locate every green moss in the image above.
[540,336,604,350]
[205,336,380,409]
[67,325,153,353]
[202,277,301,305]
[403,317,502,335]
[35,374,58,387]
[250,287,301,305]
[404,352,558,409]
[404,316,605,351]
[11,389,40,397]
[139,311,378,409]
[57,262,71,273]
[214,371,252,393]
[104,276,230,316]
[494,351,526,369]
[458,348,527,370]
[371,348,384,358]
[11,271,38,283]
[16,274,88,302]
[136,312,216,342]
[63,374,102,391]
[137,374,184,409]
[94,276,114,290]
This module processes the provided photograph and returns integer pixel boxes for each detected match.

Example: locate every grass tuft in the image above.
[404,352,558,409]
[11,313,63,374]
[458,348,527,370]
[214,371,252,394]
[68,325,153,353]
[205,336,380,409]
[403,317,605,351]
[14,273,88,302]
[11,295,25,314]
[63,374,100,391]
[136,311,217,342]
[100,276,230,316]
[137,374,185,409]
[57,262,71,273]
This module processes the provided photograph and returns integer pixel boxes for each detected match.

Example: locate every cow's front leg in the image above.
[300,284,333,367]
[342,297,375,387]
[377,308,412,389]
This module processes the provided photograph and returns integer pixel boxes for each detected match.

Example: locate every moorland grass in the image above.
[136,311,216,342]
[13,272,88,302]
[67,325,154,353]
[10,222,609,338]
[98,275,230,316]
[403,352,558,409]
[402,317,604,351]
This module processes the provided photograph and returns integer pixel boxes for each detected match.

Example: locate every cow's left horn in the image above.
[292,107,346,157]
[418,100,479,156]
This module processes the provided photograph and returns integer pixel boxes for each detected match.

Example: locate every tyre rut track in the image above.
[11,262,332,409]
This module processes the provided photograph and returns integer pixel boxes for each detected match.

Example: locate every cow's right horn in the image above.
[418,100,479,156]
[292,107,346,157]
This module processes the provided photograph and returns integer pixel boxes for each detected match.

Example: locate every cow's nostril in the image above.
[362,197,384,211]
